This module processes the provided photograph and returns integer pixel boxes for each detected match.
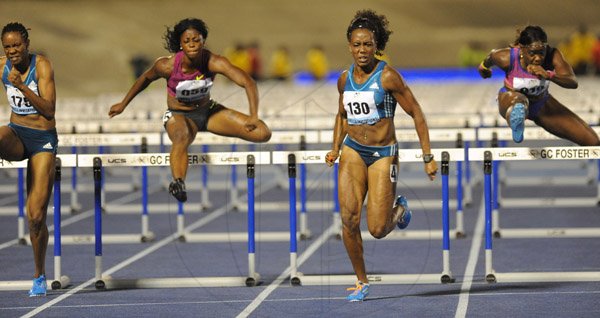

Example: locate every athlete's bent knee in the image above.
[369,226,388,239]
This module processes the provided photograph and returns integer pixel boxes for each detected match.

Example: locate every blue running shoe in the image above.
[28,274,47,297]
[395,195,412,230]
[346,281,369,302]
[509,103,526,143]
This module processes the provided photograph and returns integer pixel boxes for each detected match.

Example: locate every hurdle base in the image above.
[299,230,312,240]
[180,231,297,243]
[362,229,462,241]
[141,232,156,242]
[488,271,600,283]
[291,273,452,286]
[493,227,600,239]
[70,203,82,214]
[26,234,152,245]
[101,276,260,289]
[0,279,50,291]
[51,275,71,290]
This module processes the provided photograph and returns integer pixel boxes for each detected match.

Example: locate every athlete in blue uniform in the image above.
[1,22,58,297]
[325,10,437,302]
[478,25,599,145]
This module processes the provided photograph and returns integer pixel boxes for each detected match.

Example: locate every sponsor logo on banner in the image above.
[302,155,321,161]
[149,155,170,165]
[107,158,127,164]
[528,147,598,159]
[190,154,210,164]
[497,151,517,158]
[219,156,240,163]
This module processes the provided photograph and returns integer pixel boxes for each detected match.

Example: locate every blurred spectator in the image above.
[306,44,329,81]
[557,36,573,65]
[130,54,150,79]
[225,42,251,73]
[566,24,596,75]
[458,41,487,67]
[592,34,600,76]
[270,45,292,81]
[247,41,262,81]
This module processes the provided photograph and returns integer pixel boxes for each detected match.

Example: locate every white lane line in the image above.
[21,179,279,318]
[455,195,486,318]
[236,223,338,318]
[6,289,600,314]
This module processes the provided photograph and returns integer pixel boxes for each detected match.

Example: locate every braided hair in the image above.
[346,9,392,53]
[163,18,209,53]
[1,22,29,43]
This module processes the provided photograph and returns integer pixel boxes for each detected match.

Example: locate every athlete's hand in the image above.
[425,160,438,181]
[108,102,126,118]
[7,67,24,89]
[526,64,553,79]
[244,116,261,132]
[478,63,492,79]
[325,150,339,167]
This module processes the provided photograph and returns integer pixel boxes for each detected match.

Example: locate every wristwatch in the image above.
[422,154,434,163]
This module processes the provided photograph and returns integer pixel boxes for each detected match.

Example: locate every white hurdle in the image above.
[478,127,600,237]
[278,148,464,286]
[59,132,163,214]
[77,151,271,289]
[0,155,75,291]
[471,146,600,283]
[478,126,600,188]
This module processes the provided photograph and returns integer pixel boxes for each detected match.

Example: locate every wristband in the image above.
[546,70,556,79]
[422,154,434,163]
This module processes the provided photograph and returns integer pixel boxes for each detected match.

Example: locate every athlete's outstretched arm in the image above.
[109,57,170,118]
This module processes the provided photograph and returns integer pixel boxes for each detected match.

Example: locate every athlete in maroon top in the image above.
[109,18,271,202]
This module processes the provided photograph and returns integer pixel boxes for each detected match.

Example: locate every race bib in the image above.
[512,77,549,96]
[343,91,380,125]
[7,84,38,115]
[175,78,213,102]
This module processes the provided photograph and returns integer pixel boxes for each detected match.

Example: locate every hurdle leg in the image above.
[440,152,455,282]
[464,141,473,207]
[455,159,465,238]
[492,159,501,237]
[70,145,81,213]
[17,168,27,245]
[200,144,212,210]
[52,158,70,289]
[299,163,311,239]
[332,162,342,239]
[245,155,260,286]
[177,201,185,241]
[596,159,600,206]
[93,158,106,289]
[287,155,301,285]
[483,152,496,282]
[140,166,155,242]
